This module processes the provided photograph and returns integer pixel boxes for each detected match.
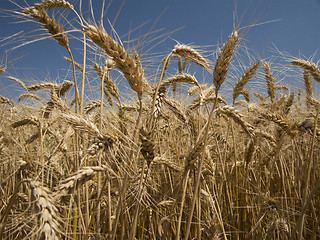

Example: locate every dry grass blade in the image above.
[6,76,27,90]
[172,44,210,71]
[29,181,60,240]
[213,30,239,91]
[233,61,260,103]
[160,73,199,88]
[291,59,320,82]
[83,24,143,98]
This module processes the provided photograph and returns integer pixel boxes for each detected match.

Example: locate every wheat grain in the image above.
[64,56,83,71]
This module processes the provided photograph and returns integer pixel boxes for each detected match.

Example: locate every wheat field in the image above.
[0,1,320,239]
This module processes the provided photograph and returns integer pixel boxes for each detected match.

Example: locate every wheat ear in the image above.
[83,24,143,99]
[56,166,106,194]
[213,30,239,91]
[262,61,276,102]
[29,181,60,240]
[160,73,199,88]
[22,6,69,49]
[11,118,39,128]
[233,61,260,103]
[217,106,254,136]
[31,0,74,11]
[18,93,42,102]
[94,62,120,101]
[291,59,320,82]
[27,82,59,91]
[0,95,14,108]
[57,80,73,97]
[172,44,210,71]
[60,112,103,137]
[6,76,27,90]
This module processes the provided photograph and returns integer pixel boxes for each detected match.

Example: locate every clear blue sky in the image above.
[0,0,320,100]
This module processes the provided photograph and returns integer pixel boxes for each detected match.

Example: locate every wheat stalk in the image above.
[64,56,83,71]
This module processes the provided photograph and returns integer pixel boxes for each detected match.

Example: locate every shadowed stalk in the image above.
[297,106,320,239]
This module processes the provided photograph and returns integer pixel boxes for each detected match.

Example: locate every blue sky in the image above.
[0,0,320,100]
